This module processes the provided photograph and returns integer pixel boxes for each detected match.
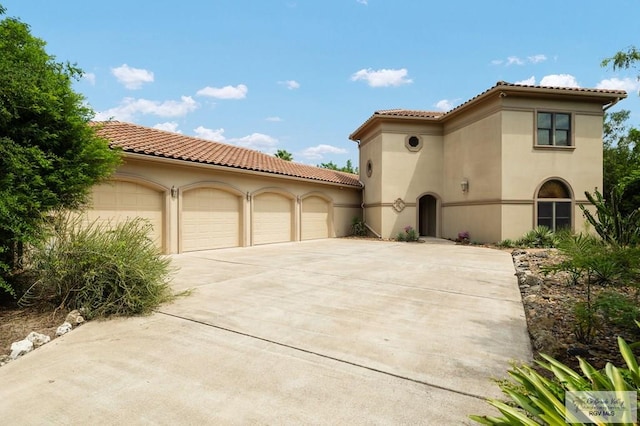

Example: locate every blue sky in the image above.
[3,0,640,166]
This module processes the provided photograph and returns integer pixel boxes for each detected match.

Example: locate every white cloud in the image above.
[492,55,548,66]
[278,80,300,90]
[83,72,96,85]
[299,144,348,160]
[506,56,524,66]
[229,133,279,152]
[193,127,279,152]
[528,54,547,64]
[266,116,283,122]
[94,96,198,121]
[539,74,580,88]
[435,99,454,111]
[596,77,640,92]
[351,68,412,87]
[153,122,181,133]
[356,0,368,4]
[194,126,226,141]
[515,76,536,85]
[196,84,248,99]
[111,64,154,89]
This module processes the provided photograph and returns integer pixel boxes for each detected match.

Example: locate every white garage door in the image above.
[301,196,330,240]
[86,180,164,251]
[253,192,293,245]
[182,188,241,252]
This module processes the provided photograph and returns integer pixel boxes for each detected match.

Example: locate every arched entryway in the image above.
[418,194,438,237]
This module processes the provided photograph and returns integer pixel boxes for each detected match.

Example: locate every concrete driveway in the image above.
[0,239,531,424]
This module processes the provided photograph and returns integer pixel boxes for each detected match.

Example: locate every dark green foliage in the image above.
[0,7,121,295]
[603,111,640,214]
[21,214,174,319]
[580,186,640,247]
[515,226,558,248]
[318,159,358,174]
[274,149,293,161]
[470,333,640,425]
[350,217,367,236]
[596,290,640,331]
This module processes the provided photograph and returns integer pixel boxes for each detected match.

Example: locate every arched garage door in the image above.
[301,196,331,240]
[86,180,165,251]
[181,188,241,252]
[252,192,293,245]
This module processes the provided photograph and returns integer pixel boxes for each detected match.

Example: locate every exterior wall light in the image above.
[170,186,178,198]
[461,179,469,193]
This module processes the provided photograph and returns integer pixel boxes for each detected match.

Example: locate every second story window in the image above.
[537,112,571,146]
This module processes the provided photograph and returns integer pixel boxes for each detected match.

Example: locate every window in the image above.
[536,179,572,231]
[537,112,571,146]
[366,159,373,177]
[404,135,423,152]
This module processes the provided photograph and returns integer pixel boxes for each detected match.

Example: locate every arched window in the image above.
[536,179,572,231]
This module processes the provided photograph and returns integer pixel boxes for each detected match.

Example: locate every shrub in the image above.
[470,332,640,424]
[496,239,515,248]
[404,226,419,242]
[351,217,367,237]
[457,231,470,244]
[596,290,640,331]
[517,225,558,248]
[396,231,406,242]
[20,214,174,319]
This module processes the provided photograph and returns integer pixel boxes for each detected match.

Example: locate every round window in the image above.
[405,135,423,151]
[366,160,373,177]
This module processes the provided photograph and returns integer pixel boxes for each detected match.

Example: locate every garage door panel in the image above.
[86,181,164,251]
[182,188,241,252]
[253,193,292,245]
[301,196,330,240]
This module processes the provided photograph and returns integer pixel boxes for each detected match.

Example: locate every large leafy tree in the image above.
[603,110,640,214]
[0,5,120,295]
[318,159,358,174]
[274,149,293,161]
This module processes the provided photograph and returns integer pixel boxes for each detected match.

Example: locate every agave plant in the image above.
[470,332,640,425]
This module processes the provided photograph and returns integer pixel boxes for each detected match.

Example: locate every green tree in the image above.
[274,149,293,161]
[0,5,121,296]
[318,159,358,174]
[602,111,640,214]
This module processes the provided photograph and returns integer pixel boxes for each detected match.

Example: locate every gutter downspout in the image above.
[603,97,622,112]
[359,180,382,239]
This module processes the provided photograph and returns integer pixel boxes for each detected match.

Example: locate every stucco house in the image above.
[89,81,626,252]
[349,81,626,243]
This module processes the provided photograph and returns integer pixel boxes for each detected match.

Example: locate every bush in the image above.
[516,226,558,248]
[20,214,174,318]
[596,290,640,331]
[470,332,640,424]
[351,217,367,237]
[496,239,515,248]
[396,225,418,242]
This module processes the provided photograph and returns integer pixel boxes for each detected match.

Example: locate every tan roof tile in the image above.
[92,121,361,188]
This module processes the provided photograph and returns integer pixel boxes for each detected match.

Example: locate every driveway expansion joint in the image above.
[155,309,488,402]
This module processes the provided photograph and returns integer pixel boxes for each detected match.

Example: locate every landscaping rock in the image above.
[65,310,85,326]
[10,339,34,359]
[56,322,73,336]
[26,332,50,347]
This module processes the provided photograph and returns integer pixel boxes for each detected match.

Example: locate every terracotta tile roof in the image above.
[350,81,627,141]
[374,109,444,119]
[444,80,628,117]
[92,121,362,188]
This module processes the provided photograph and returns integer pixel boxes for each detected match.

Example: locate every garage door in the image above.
[86,180,164,251]
[301,196,330,240]
[253,192,293,245]
[182,188,241,252]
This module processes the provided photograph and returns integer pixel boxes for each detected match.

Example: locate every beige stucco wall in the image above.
[106,155,361,253]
